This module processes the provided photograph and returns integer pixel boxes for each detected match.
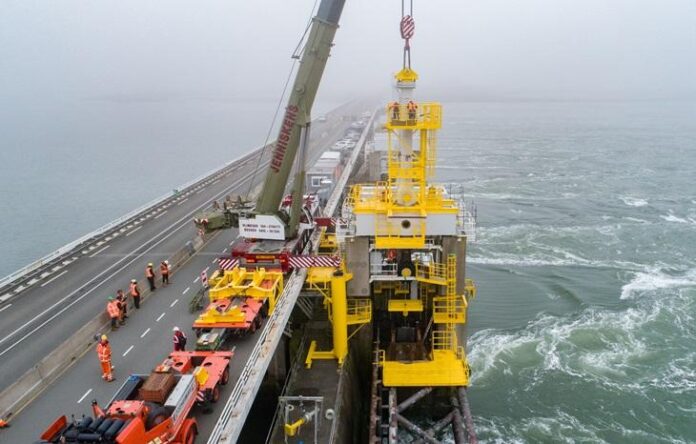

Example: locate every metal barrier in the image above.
[0,149,263,299]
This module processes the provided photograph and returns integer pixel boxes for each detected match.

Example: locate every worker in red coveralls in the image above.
[173,326,187,351]
[96,334,115,382]
[160,260,170,286]
[116,289,128,322]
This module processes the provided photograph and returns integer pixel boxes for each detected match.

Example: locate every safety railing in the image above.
[414,261,447,285]
[346,298,372,325]
[432,328,457,352]
[432,296,467,324]
[384,102,442,131]
[370,261,398,277]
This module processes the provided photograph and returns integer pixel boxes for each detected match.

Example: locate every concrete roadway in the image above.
[0,114,352,443]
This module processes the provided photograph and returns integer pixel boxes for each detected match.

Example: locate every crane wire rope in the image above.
[244,0,321,200]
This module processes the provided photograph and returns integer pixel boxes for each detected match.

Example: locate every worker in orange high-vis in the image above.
[96,335,115,382]
[390,101,400,121]
[145,263,156,291]
[129,279,141,309]
[160,260,170,286]
[106,296,121,330]
[407,100,417,121]
[0,418,9,428]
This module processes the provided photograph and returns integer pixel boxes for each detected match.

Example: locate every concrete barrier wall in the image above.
[0,231,215,421]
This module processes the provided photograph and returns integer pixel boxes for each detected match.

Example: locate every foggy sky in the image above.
[1,0,695,104]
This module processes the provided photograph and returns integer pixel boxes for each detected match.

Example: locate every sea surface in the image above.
[435,101,696,443]
[2,99,695,443]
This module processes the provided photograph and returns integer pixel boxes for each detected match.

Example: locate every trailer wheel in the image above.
[249,320,256,334]
[211,385,220,403]
[183,422,197,444]
[221,366,230,385]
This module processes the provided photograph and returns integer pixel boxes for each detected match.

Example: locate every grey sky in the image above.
[1,0,695,103]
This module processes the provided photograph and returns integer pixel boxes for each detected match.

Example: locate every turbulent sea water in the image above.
[435,101,696,443]
[2,99,695,442]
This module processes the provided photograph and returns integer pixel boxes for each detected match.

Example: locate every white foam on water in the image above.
[620,196,649,207]
[660,213,689,223]
[620,268,696,300]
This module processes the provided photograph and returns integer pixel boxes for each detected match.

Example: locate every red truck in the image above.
[38,351,232,444]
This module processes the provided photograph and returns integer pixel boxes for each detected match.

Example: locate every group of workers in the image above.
[106,261,171,330]
[98,260,181,382]
[389,100,418,121]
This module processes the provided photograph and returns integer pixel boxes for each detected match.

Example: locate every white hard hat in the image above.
[164,260,169,265]
[173,326,180,332]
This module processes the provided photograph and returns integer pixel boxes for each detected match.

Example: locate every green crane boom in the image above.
[252,0,346,239]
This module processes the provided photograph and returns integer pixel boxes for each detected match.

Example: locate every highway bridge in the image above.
[0,102,369,443]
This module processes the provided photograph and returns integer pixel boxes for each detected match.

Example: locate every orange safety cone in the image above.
[0,418,10,428]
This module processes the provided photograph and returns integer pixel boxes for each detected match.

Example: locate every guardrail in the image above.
[0,149,262,300]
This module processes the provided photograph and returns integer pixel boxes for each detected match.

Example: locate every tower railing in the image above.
[384,102,442,130]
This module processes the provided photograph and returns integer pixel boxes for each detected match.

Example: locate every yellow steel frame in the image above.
[208,267,284,314]
[195,300,247,325]
[387,299,424,316]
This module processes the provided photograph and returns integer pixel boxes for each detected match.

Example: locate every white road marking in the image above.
[211,179,220,185]
[222,248,227,253]
[204,266,210,273]
[0,167,265,356]
[40,270,68,288]
[140,328,151,338]
[182,287,190,295]
[193,276,200,283]
[196,189,204,194]
[212,258,217,264]
[156,312,166,322]
[125,226,142,237]
[123,345,134,356]
[170,299,179,308]
[89,245,111,258]
[0,304,12,313]
[177,198,189,206]
[77,388,93,404]
[154,210,168,220]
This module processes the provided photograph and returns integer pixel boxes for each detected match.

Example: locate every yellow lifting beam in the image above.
[208,267,283,313]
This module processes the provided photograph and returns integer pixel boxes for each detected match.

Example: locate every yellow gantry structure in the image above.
[301,65,477,394]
